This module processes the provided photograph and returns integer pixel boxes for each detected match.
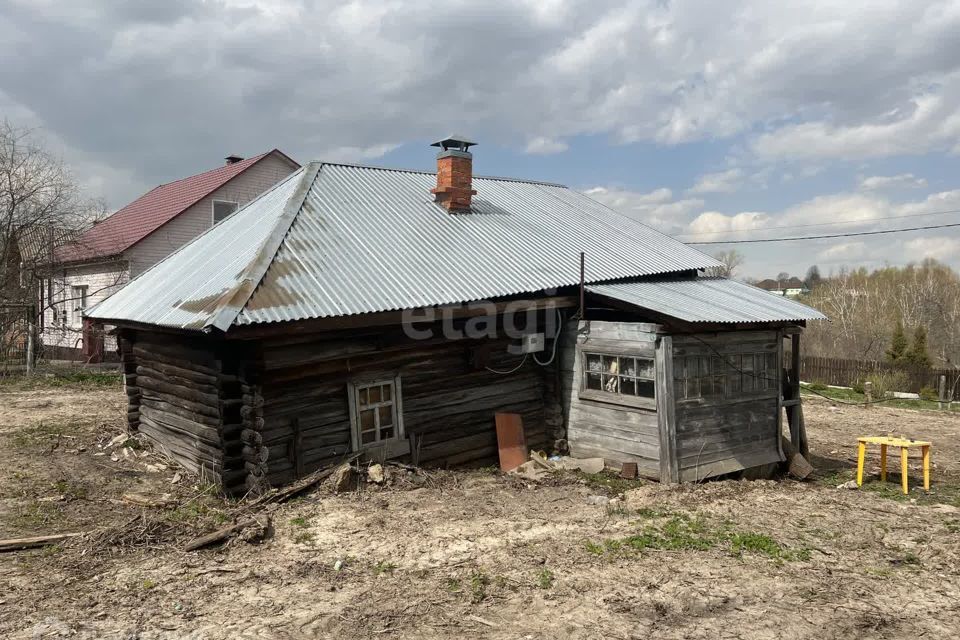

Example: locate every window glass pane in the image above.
[636,380,655,398]
[602,374,619,393]
[586,354,602,373]
[358,388,368,406]
[637,358,655,379]
[603,356,618,374]
[620,377,636,396]
[380,427,394,440]
[361,429,376,444]
[675,378,686,400]
[742,354,754,371]
[710,356,723,375]
[382,384,392,402]
[686,377,700,399]
[755,354,765,373]
[673,357,685,380]
[730,370,741,394]
[743,373,754,393]
[713,375,726,398]
[378,405,393,427]
[700,357,710,378]
[766,353,776,373]
[619,357,636,377]
[368,385,381,403]
[360,409,375,430]
[586,372,602,390]
[687,356,698,378]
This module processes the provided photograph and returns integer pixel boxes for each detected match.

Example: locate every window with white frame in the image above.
[579,351,656,408]
[348,376,407,455]
[212,200,239,225]
[71,285,88,326]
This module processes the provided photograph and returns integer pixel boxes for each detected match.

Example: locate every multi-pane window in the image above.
[674,351,777,401]
[349,378,404,450]
[212,200,239,224]
[582,352,655,403]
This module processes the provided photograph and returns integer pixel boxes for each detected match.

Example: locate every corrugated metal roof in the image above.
[587,278,827,323]
[88,161,722,331]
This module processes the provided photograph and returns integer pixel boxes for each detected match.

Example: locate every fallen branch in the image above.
[183,516,269,552]
[246,452,362,508]
[0,532,86,552]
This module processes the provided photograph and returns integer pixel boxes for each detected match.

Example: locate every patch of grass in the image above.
[634,507,674,519]
[52,479,88,501]
[289,516,309,528]
[11,422,67,450]
[801,383,960,413]
[469,571,490,604]
[13,500,62,529]
[536,568,554,589]
[605,503,629,517]
[0,370,122,390]
[374,560,397,575]
[142,579,158,590]
[945,520,960,533]
[588,512,809,562]
[575,470,643,495]
[293,531,316,545]
[446,577,462,593]
[167,500,229,526]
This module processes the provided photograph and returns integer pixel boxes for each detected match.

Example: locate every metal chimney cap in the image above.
[430,135,477,152]
[224,154,245,165]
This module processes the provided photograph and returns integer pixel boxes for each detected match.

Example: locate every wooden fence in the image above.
[797,354,959,394]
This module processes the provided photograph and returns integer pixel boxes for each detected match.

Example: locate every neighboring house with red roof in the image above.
[41,150,298,356]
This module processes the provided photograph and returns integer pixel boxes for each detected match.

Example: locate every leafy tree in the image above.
[904,325,931,367]
[804,265,822,289]
[776,271,790,283]
[886,320,908,363]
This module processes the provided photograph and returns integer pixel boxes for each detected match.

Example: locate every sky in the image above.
[3,0,960,279]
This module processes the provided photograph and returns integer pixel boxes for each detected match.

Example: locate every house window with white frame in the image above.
[212,200,239,225]
[348,376,408,457]
[71,285,88,326]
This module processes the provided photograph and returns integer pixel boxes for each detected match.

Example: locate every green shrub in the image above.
[919,386,939,402]
[806,382,828,392]
[856,370,909,399]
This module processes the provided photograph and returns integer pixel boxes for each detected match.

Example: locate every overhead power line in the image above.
[676,207,960,238]
[687,221,960,245]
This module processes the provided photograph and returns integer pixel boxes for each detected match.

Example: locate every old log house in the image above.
[88,136,824,495]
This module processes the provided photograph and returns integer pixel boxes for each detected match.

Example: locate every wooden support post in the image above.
[864,381,873,408]
[900,446,909,494]
[938,374,947,410]
[880,444,887,482]
[26,320,35,376]
[856,441,866,486]
[922,445,930,491]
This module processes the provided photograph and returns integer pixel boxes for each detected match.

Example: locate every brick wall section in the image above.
[127,153,297,275]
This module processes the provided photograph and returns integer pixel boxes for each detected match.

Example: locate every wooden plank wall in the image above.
[248,330,550,489]
[671,331,783,482]
[560,320,662,479]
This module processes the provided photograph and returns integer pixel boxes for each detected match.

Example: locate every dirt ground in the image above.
[2,381,959,640]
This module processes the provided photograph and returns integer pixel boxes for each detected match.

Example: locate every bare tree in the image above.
[0,120,97,367]
[707,249,745,278]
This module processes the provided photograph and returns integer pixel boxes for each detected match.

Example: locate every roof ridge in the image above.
[314,160,567,188]
[203,163,322,332]
[154,151,269,189]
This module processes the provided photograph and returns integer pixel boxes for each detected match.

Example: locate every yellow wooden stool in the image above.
[857,436,931,494]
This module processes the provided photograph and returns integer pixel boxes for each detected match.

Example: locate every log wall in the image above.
[248,329,550,490]
[119,330,250,493]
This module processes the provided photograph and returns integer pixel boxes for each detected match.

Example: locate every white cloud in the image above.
[584,186,704,234]
[524,137,569,155]
[687,211,771,236]
[903,236,960,261]
[2,0,960,203]
[859,173,928,190]
[816,241,867,263]
[688,168,744,194]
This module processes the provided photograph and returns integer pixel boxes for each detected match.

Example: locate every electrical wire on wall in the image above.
[485,309,565,374]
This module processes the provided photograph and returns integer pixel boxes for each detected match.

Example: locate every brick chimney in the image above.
[431,135,477,211]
